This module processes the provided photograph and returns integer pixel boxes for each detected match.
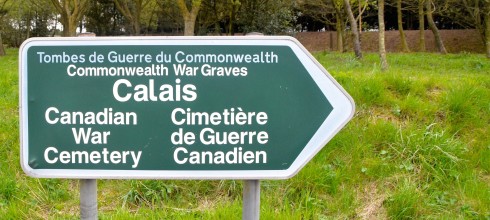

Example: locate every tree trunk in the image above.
[485,9,490,58]
[183,16,196,36]
[378,0,388,71]
[344,0,362,59]
[61,15,69,36]
[228,8,235,35]
[133,21,141,35]
[229,1,240,36]
[50,0,89,37]
[61,16,77,36]
[114,0,147,35]
[397,0,410,52]
[425,0,447,54]
[68,18,78,36]
[336,13,344,52]
[79,19,83,34]
[418,0,426,52]
[26,14,32,39]
[330,0,344,52]
[177,0,202,36]
[358,0,362,33]
[0,34,5,56]
[134,7,142,35]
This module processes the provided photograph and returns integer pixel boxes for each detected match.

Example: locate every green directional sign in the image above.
[19,37,354,179]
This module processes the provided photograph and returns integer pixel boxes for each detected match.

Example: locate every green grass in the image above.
[1,49,489,218]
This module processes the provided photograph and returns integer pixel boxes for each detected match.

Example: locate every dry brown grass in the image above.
[356,182,387,220]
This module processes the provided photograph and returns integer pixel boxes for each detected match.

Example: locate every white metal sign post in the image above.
[80,179,97,219]
[243,180,260,220]
[242,33,262,220]
[77,34,98,220]
[19,36,354,219]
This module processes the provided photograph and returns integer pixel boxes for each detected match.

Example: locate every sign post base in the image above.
[80,179,97,220]
[243,180,260,220]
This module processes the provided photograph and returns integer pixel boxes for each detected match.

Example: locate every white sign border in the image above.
[19,36,355,179]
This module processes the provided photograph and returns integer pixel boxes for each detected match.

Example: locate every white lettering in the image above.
[45,107,59,124]
[113,79,132,102]
[172,147,267,164]
[42,147,142,168]
[174,147,188,164]
[44,147,58,164]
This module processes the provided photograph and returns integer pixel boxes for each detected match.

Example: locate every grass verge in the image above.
[1,49,489,218]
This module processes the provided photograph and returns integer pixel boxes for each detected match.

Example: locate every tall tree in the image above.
[356,0,369,33]
[49,0,89,36]
[378,0,388,70]
[443,0,490,57]
[27,0,56,37]
[177,0,202,36]
[198,0,242,35]
[300,0,344,51]
[156,0,183,34]
[86,0,126,36]
[227,0,240,35]
[418,0,425,51]
[396,0,410,52]
[237,0,295,35]
[358,0,362,32]
[114,0,150,35]
[467,0,490,58]
[330,0,345,52]
[485,0,490,58]
[344,0,362,59]
[0,0,8,56]
[425,0,447,54]
[140,0,159,34]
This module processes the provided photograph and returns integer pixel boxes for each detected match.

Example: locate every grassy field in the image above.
[1,48,489,219]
